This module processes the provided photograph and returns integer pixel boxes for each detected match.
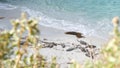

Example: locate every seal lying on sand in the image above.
[65,31,85,38]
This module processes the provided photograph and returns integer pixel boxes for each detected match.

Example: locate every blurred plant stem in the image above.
[85,17,120,68]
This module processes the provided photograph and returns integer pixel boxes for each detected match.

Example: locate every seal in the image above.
[65,31,85,38]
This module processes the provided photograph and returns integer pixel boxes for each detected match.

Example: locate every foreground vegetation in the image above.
[0,13,51,68]
[85,17,120,68]
[0,13,120,68]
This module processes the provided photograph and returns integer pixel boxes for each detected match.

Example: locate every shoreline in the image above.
[0,8,108,67]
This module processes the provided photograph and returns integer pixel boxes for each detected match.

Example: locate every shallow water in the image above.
[1,0,120,39]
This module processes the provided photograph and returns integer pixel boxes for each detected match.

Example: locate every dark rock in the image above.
[86,45,96,48]
[40,41,59,48]
[20,41,25,45]
[85,52,94,59]
[48,44,54,48]
[43,38,47,41]
[66,47,76,51]
[52,42,57,46]
[78,40,87,45]
[79,47,87,52]
[0,17,5,19]
[61,43,65,48]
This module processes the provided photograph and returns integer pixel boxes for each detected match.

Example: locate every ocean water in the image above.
[1,0,120,39]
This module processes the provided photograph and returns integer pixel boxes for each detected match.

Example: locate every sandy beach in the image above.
[0,8,109,67]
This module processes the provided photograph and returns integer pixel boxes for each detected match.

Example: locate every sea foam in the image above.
[0,2,113,39]
[21,7,88,33]
[21,7,113,39]
[0,2,16,10]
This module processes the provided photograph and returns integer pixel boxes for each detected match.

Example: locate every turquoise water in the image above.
[1,0,120,38]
